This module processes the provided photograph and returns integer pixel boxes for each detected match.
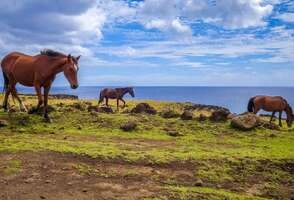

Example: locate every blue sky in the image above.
[0,0,293,86]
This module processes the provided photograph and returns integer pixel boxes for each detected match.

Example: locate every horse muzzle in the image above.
[71,84,79,89]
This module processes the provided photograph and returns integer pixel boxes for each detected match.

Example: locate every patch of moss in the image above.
[1,159,21,175]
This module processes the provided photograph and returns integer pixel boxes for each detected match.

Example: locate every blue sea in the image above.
[2,86,294,114]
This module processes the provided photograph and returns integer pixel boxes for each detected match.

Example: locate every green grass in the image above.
[0,94,293,199]
[166,185,270,200]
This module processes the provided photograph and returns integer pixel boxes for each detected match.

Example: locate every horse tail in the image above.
[2,71,9,93]
[247,97,255,112]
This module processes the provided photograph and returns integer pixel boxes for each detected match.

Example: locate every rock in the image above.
[97,106,114,113]
[197,114,207,122]
[71,102,86,111]
[8,106,17,113]
[82,189,88,193]
[40,195,46,199]
[84,101,92,106]
[87,105,99,112]
[259,120,280,130]
[181,110,193,120]
[167,130,183,137]
[209,109,230,122]
[160,109,180,118]
[49,94,78,100]
[0,119,8,127]
[194,179,203,187]
[231,113,260,130]
[120,121,137,131]
[90,111,98,116]
[24,177,35,183]
[227,113,237,120]
[28,105,55,114]
[18,116,30,126]
[131,103,157,115]
[184,103,229,112]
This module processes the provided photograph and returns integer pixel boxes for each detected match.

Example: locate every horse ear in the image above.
[67,54,71,61]
[76,55,81,61]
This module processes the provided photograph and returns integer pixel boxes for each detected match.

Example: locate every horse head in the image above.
[127,87,135,97]
[63,54,81,89]
[285,103,293,127]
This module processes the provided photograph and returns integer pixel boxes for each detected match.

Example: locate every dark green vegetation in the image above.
[0,94,293,200]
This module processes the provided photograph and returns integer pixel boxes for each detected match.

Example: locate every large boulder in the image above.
[181,110,193,120]
[231,113,260,130]
[209,109,230,122]
[131,103,157,115]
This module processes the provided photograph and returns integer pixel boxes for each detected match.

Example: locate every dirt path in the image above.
[0,151,198,200]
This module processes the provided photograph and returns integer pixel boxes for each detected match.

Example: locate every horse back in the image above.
[1,52,26,72]
[254,95,286,111]
[101,88,119,98]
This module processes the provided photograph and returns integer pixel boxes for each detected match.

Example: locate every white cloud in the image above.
[277,13,294,22]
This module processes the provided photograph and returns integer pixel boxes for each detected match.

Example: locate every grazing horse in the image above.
[1,49,81,122]
[98,87,135,110]
[247,95,293,127]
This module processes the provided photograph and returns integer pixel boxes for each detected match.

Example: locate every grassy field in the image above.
[0,94,293,200]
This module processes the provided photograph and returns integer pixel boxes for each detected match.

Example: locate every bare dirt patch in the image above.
[0,151,195,200]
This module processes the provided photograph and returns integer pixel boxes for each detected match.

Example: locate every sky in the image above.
[0,0,293,86]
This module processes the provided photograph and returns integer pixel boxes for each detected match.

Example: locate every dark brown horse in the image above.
[1,49,80,122]
[247,95,293,127]
[98,87,135,110]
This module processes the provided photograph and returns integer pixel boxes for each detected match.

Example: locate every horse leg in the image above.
[116,98,119,111]
[278,111,282,127]
[43,85,52,123]
[6,80,27,112]
[270,111,276,123]
[11,87,27,112]
[2,87,11,112]
[120,98,126,107]
[253,108,260,115]
[106,98,109,107]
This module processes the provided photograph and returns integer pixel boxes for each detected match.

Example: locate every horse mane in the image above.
[40,49,65,57]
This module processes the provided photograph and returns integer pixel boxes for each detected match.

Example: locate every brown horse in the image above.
[98,87,135,110]
[247,95,293,127]
[1,49,80,122]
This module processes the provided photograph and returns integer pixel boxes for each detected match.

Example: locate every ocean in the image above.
[2,86,293,114]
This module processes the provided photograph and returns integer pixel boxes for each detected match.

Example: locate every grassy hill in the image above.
[0,94,293,200]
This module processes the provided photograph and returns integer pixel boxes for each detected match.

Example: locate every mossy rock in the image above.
[209,109,230,122]
[181,110,193,120]
[160,109,181,118]
[131,103,157,115]
[0,119,8,127]
[120,121,137,131]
